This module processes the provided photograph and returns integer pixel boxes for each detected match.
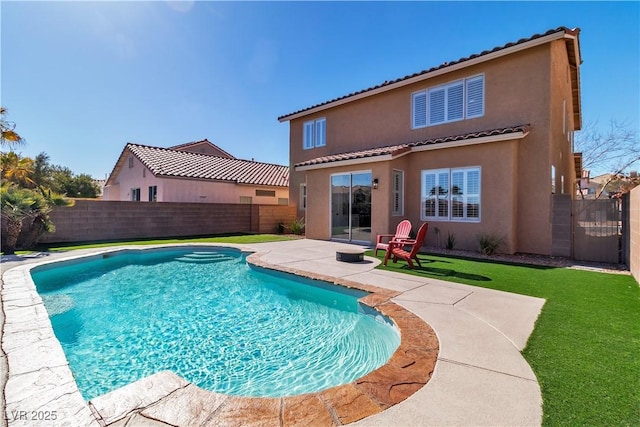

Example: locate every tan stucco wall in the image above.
[303,139,518,253]
[289,44,552,165]
[517,38,577,254]
[289,39,577,255]
[103,154,288,204]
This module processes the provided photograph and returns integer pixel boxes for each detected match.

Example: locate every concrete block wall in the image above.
[40,200,297,243]
[551,194,572,257]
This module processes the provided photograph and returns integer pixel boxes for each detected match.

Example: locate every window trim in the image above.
[421,167,481,222]
[412,74,484,129]
[303,117,326,149]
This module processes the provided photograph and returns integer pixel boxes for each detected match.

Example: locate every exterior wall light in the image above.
[372,178,379,190]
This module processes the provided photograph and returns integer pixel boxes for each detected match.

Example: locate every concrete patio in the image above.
[1,239,544,426]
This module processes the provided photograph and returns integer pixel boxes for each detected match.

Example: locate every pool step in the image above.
[174,253,237,264]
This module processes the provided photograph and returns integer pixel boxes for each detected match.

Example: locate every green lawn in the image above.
[368,250,640,426]
[30,234,300,252]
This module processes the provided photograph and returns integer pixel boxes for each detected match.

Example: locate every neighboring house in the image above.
[93,179,106,198]
[576,169,600,199]
[168,139,236,158]
[279,27,582,255]
[103,139,289,204]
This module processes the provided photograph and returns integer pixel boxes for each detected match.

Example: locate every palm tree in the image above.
[1,183,52,254]
[0,107,24,148]
[1,151,35,187]
[0,110,73,252]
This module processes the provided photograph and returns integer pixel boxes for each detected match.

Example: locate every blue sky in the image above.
[2,1,638,179]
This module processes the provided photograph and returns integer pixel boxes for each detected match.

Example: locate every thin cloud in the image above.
[165,1,195,14]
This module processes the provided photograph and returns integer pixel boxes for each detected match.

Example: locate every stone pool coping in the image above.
[1,244,438,426]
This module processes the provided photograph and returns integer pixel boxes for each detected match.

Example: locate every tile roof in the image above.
[279,27,579,121]
[169,139,236,159]
[124,144,289,187]
[295,125,530,168]
[295,144,411,168]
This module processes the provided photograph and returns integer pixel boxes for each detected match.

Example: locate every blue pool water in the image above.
[32,247,400,400]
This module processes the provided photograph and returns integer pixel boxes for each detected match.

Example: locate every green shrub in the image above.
[290,217,305,235]
[446,232,457,250]
[476,233,504,255]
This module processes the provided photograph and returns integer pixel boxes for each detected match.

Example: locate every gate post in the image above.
[551,194,572,258]
[622,193,630,267]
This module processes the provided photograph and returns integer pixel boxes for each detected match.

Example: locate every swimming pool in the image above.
[31,247,400,400]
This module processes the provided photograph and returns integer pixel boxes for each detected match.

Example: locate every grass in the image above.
[22,234,300,253]
[369,250,640,426]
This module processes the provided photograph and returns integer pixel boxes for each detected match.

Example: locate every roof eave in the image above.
[295,153,396,171]
[564,31,582,130]
[279,30,568,122]
[411,129,529,153]
[104,144,132,187]
[295,130,528,171]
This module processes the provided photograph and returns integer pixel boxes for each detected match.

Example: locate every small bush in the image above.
[446,232,457,250]
[275,222,285,234]
[477,233,504,255]
[290,217,305,235]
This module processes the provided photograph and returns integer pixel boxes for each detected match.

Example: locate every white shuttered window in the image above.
[446,82,464,122]
[422,167,481,222]
[428,88,446,125]
[412,74,484,128]
[412,92,427,128]
[465,76,484,118]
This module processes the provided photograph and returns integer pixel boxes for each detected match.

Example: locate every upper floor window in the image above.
[421,167,480,222]
[303,118,326,149]
[412,75,484,128]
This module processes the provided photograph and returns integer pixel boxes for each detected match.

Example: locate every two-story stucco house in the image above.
[279,27,582,255]
[103,139,289,204]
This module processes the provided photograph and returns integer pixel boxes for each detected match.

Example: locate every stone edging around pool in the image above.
[1,245,439,426]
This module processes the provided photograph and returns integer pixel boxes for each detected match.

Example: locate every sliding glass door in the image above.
[331,172,372,242]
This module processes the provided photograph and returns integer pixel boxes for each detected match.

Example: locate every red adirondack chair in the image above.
[374,220,412,256]
[383,222,429,268]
